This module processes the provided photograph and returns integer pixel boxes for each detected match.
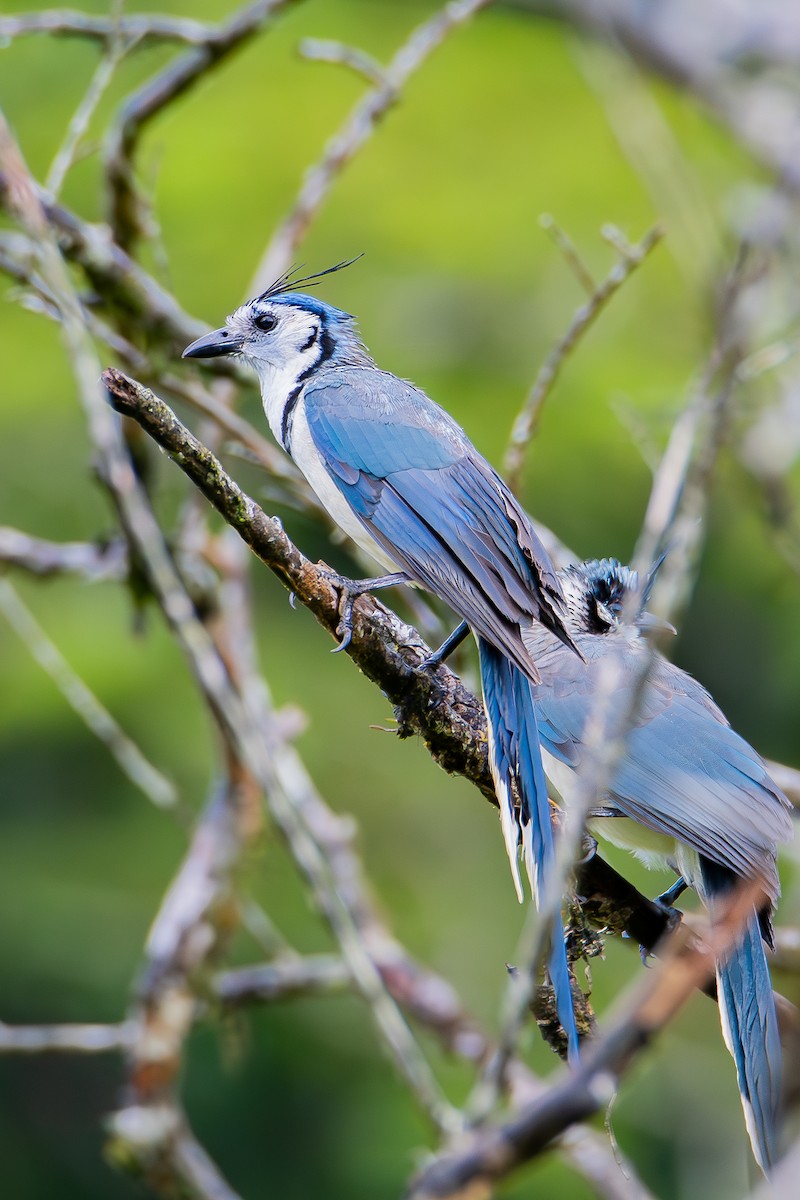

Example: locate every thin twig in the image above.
[299,38,388,87]
[104,0,299,251]
[0,577,177,808]
[540,213,597,294]
[0,11,219,46]
[0,527,126,580]
[0,1021,133,1053]
[46,34,123,197]
[217,956,350,1006]
[504,223,663,492]
[253,0,493,289]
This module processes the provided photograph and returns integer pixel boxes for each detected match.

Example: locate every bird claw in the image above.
[332,592,356,653]
[628,878,686,964]
[319,567,409,653]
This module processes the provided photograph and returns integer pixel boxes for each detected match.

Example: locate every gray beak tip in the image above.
[638,611,678,637]
[182,327,242,360]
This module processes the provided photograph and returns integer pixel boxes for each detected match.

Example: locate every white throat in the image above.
[256,358,308,448]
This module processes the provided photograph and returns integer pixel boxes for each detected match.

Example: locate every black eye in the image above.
[254,311,277,332]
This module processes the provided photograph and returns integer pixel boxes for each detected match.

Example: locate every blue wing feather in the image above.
[303,369,568,675]
[700,858,782,1172]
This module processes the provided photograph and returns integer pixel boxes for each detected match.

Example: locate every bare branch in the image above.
[46,41,122,198]
[0,527,126,580]
[0,1021,133,1054]
[0,11,220,46]
[504,223,663,492]
[0,577,178,809]
[0,182,206,352]
[253,0,493,289]
[106,1107,244,1200]
[104,0,299,250]
[217,955,350,1006]
[299,38,389,88]
[540,212,597,294]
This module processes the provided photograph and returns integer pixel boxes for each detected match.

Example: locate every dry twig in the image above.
[504,223,663,492]
[254,0,493,288]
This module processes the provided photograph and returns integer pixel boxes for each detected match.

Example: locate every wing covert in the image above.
[303,370,568,674]
[528,632,792,890]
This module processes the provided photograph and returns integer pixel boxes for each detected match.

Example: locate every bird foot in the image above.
[319,568,409,652]
[629,878,687,964]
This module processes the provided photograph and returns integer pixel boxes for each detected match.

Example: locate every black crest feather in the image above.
[257,255,363,303]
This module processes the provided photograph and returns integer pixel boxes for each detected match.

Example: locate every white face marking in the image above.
[222,300,324,443]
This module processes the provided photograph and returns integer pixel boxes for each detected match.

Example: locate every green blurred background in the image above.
[1,2,799,1197]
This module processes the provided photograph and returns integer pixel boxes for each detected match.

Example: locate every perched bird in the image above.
[521,556,794,1172]
[183,264,583,1058]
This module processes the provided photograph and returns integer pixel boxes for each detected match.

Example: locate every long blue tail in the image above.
[478,638,579,1061]
[700,857,782,1172]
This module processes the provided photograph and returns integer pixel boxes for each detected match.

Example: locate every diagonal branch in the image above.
[407,878,765,1200]
[0,576,177,809]
[0,11,224,46]
[103,0,300,251]
[254,0,493,289]
[504,223,663,492]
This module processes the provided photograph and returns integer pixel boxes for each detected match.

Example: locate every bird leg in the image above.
[420,619,470,669]
[632,877,687,965]
[655,875,688,910]
[320,569,410,652]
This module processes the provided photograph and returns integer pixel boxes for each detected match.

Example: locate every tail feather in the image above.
[701,859,782,1172]
[479,638,580,1061]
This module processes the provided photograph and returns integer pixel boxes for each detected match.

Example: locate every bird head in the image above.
[559,557,676,639]
[182,259,366,386]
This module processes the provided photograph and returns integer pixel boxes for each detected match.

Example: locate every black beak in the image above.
[182,327,243,359]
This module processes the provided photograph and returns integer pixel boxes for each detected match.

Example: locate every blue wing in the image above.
[302,369,570,677]
[525,628,793,893]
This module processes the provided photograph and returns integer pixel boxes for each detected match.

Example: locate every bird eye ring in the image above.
[254,312,277,332]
